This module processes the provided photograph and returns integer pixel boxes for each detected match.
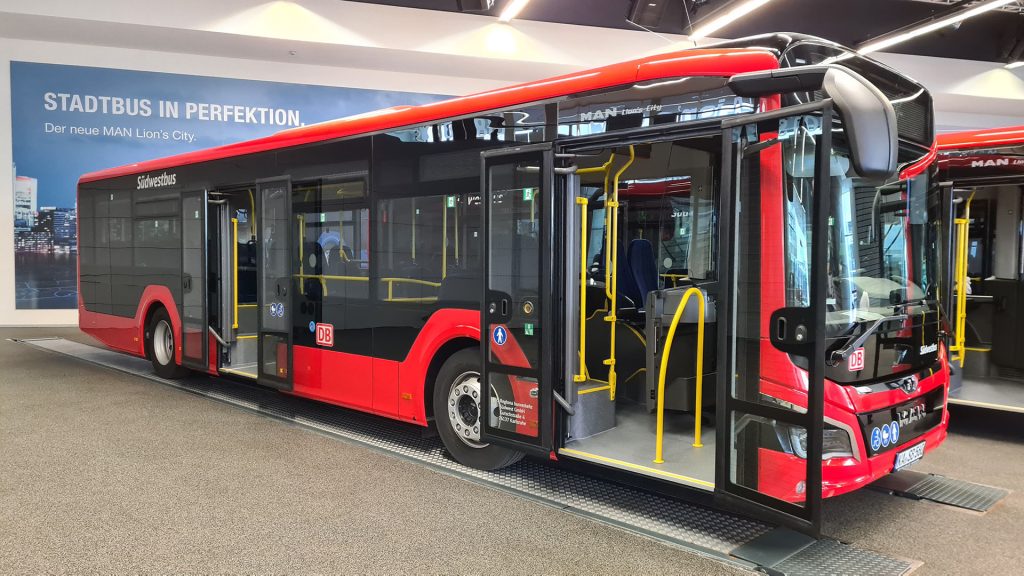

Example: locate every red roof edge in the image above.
[79,48,778,185]
[937,126,1024,151]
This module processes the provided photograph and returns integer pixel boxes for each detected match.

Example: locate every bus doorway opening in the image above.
[561,134,721,490]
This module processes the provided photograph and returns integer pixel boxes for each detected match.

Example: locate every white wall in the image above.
[2,0,1024,325]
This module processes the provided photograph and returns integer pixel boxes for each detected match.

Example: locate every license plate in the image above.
[893,441,926,471]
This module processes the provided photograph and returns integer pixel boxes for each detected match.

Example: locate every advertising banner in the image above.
[9,61,447,309]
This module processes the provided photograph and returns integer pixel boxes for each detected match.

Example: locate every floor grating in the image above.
[18,337,922,575]
[873,469,1010,513]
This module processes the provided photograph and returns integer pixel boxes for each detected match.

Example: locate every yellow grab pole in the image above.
[654,287,706,463]
[572,156,615,386]
[574,197,589,383]
[604,146,635,401]
[953,191,974,367]
[232,218,239,330]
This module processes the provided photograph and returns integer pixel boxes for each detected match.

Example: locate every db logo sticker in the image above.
[315,323,334,347]
[848,347,865,372]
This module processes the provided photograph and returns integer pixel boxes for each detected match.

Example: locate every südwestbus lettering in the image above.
[136,172,177,190]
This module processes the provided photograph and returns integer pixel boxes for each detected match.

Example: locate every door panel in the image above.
[480,145,555,453]
[257,178,293,389]
[715,106,832,536]
[181,190,207,370]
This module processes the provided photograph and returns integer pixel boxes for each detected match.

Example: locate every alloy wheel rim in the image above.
[447,371,488,448]
[153,319,174,366]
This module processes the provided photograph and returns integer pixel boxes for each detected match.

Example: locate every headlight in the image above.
[776,424,855,460]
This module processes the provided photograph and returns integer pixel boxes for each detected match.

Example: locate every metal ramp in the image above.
[872,470,1010,512]
[18,337,920,575]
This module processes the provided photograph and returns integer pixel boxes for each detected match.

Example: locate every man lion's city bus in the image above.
[78,34,949,535]
[937,125,1024,413]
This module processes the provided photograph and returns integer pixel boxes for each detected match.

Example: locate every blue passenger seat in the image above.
[615,241,644,309]
[628,238,658,302]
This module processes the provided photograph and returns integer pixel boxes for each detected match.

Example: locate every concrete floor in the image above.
[2,327,1023,574]
[0,328,743,575]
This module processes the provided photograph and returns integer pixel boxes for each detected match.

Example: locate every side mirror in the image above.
[728,65,899,181]
[821,67,898,180]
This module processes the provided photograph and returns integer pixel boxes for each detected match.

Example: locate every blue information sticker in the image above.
[889,421,900,444]
[309,321,316,333]
[881,424,891,447]
[870,427,882,452]
[492,325,508,346]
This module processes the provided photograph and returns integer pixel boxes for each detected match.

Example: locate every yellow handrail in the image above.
[951,191,975,367]
[574,196,590,383]
[654,286,706,463]
[604,146,635,401]
[574,155,616,384]
[291,273,441,299]
[232,217,239,330]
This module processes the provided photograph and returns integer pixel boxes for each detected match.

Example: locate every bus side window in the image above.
[293,177,370,304]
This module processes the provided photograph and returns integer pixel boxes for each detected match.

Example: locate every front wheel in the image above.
[145,308,189,379]
[432,348,524,470]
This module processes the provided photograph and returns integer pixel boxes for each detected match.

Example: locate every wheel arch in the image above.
[136,286,181,363]
[424,337,480,421]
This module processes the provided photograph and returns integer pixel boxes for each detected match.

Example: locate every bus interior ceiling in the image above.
[563,134,720,489]
[954,182,1024,409]
[216,186,259,379]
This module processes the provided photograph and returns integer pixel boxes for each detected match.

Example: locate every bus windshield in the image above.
[783,134,941,378]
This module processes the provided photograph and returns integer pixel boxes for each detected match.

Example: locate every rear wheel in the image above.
[145,308,188,379]
[433,348,523,470]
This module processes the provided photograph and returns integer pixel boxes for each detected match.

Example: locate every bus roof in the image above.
[79,47,778,184]
[938,126,1024,151]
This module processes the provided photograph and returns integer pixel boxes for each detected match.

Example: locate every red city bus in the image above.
[936,126,1024,413]
[78,34,948,534]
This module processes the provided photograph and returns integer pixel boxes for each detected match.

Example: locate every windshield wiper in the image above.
[828,313,908,366]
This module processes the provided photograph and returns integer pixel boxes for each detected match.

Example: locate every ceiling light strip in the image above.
[858,0,1018,55]
[689,0,776,41]
[499,0,532,22]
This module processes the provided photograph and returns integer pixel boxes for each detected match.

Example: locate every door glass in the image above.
[484,155,544,442]
[181,191,206,367]
[260,181,291,381]
[487,161,541,368]
[722,114,826,519]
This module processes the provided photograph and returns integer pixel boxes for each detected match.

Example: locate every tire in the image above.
[145,308,189,379]
[433,348,524,470]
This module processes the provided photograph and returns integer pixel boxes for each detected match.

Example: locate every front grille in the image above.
[858,387,944,456]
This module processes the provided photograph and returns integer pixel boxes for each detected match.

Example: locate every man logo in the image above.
[971,158,1009,167]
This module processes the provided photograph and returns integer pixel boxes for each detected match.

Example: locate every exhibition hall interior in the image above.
[3,0,1024,573]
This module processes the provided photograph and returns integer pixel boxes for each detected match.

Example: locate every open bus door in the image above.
[256,177,294,390]
[715,104,834,536]
[479,144,557,454]
[181,189,209,371]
